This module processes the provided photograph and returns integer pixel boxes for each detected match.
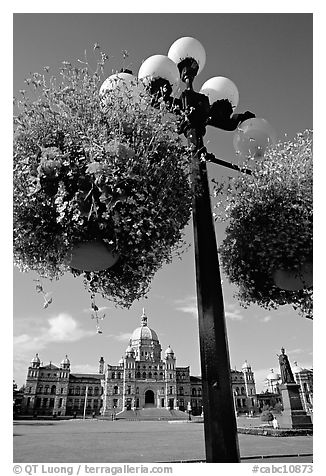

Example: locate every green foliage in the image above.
[214,130,313,319]
[13,48,192,307]
[260,410,274,422]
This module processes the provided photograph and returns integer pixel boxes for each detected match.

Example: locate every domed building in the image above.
[20,310,258,418]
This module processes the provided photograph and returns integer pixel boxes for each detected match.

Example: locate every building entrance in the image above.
[144,389,155,406]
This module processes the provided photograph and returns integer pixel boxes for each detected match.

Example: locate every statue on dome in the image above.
[277,347,295,384]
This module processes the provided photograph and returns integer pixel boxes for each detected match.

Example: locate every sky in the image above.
[10,10,314,394]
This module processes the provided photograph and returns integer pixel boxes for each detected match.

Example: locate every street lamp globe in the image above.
[138,54,180,95]
[233,117,277,159]
[99,72,145,106]
[168,36,206,77]
[200,76,239,109]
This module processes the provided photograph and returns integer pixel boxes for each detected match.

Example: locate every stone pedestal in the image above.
[280,383,312,429]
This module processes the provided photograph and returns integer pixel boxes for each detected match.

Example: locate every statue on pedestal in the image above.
[277,347,295,384]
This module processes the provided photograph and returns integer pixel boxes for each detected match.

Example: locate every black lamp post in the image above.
[136,37,255,462]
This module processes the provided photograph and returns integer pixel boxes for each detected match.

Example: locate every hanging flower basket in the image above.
[215,130,313,319]
[13,50,192,307]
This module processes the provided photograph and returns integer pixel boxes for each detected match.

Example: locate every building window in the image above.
[38,386,43,394]
[49,398,55,408]
[44,385,49,394]
[59,398,63,408]
[112,372,115,379]
[113,386,119,395]
[113,399,118,408]
[26,397,31,408]
[61,388,64,394]
[154,372,157,379]
[117,373,121,379]
[179,387,184,395]
[241,387,245,395]
[81,387,86,396]
[127,386,131,395]
[148,372,152,379]
[128,372,132,379]
[136,372,141,378]
[94,387,99,396]
[169,386,173,395]
[192,388,197,396]
[88,387,93,396]
[42,398,48,407]
[136,387,139,394]
[75,387,80,396]
[51,385,56,395]
[142,372,146,379]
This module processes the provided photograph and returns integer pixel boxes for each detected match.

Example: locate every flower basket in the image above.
[215,130,313,319]
[13,53,192,307]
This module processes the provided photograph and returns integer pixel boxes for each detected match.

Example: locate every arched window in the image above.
[241,387,245,395]
[160,372,164,379]
[192,388,197,396]
[236,387,240,395]
[81,386,86,396]
[154,372,157,379]
[142,372,146,379]
[44,385,49,394]
[75,387,80,396]
[136,372,141,378]
[198,388,202,396]
[117,373,121,379]
[113,386,119,395]
[88,387,93,395]
[112,372,115,379]
[51,385,56,395]
[38,385,43,394]
[128,372,132,379]
[94,387,99,396]
[148,372,152,379]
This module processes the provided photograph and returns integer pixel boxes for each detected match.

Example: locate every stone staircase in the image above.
[107,407,190,421]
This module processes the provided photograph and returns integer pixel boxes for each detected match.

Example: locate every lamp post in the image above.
[156,37,254,463]
[108,36,255,462]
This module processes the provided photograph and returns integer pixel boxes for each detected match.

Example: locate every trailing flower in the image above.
[13,47,193,307]
[214,130,313,319]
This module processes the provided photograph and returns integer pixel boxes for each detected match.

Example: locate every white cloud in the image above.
[112,332,132,342]
[175,295,198,319]
[14,313,93,353]
[225,303,244,321]
[260,315,272,323]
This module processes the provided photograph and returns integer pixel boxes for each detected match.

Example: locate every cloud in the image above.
[260,315,272,323]
[174,295,198,319]
[225,303,244,321]
[111,332,132,342]
[14,313,93,353]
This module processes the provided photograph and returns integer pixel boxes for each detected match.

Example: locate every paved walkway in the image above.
[13,420,313,463]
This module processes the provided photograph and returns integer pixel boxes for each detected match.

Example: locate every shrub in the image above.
[260,411,274,422]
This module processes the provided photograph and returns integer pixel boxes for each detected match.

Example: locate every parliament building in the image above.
[21,310,258,417]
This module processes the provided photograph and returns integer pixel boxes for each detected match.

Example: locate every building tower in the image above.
[98,356,105,374]
[164,345,177,409]
[241,360,257,409]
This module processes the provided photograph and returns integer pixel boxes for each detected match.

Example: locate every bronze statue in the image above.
[277,347,295,384]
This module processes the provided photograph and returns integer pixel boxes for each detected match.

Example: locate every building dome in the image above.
[242,360,251,370]
[165,345,174,356]
[125,345,135,356]
[292,361,303,374]
[266,368,280,381]
[31,353,40,364]
[61,355,70,365]
[130,309,159,344]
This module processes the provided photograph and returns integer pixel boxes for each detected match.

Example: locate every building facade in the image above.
[21,310,257,417]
